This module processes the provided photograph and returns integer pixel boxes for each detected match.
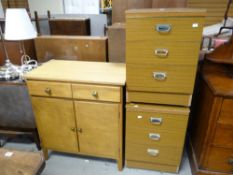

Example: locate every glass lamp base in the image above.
[0,59,20,81]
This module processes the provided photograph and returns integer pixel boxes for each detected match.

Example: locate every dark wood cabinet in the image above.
[188,62,233,175]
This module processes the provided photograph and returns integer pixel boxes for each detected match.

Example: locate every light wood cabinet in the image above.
[25,60,126,170]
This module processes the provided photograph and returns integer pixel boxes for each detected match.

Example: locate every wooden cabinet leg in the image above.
[117,158,123,171]
[42,148,49,160]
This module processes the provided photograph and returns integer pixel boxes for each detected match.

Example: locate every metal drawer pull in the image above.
[70,127,76,132]
[153,72,167,81]
[156,24,171,33]
[92,91,98,98]
[150,117,162,125]
[149,133,161,141]
[45,88,52,95]
[155,49,169,58]
[77,128,82,133]
[229,158,233,165]
[147,149,159,157]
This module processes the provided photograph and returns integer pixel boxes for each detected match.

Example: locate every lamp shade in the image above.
[4,8,37,40]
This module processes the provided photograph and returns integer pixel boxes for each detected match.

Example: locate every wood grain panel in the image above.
[27,81,72,98]
[126,143,182,165]
[75,101,119,158]
[126,41,200,66]
[213,125,233,149]
[206,147,233,172]
[219,99,233,126]
[34,36,107,62]
[188,0,233,26]
[127,64,197,94]
[152,0,187,8]
[72,84,120,102]
[127,91,192,106]
[126,17,204,42]
[31,97,79,153]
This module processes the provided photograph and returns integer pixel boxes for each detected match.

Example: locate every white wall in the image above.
[28,0,64,16]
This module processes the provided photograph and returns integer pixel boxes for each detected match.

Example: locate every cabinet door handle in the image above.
[92,91,98,98]
[155,49,169,58]
[156,24,171,33]
[45,88,52,95]
[149,133,161,141]
[150,117,162,125]
[147,149,159,157]
[229,158,233,165]
[77,128,82,133]
[153,72,167,81]
[70,127,76,132]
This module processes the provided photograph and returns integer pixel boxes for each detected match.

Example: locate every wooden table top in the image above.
[0,148,44,175]
[24,60,126,86]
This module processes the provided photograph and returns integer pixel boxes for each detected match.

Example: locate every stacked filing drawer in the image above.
[125,9,206,172]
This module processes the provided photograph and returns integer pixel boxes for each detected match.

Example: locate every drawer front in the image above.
[126,17,204,42]
[27,81,72,98]
[126,110,188,132]
[126,128,186,147]
[127,64,196,94]
[206,147,233,173]
[213,125,233,149]
[72,84,121,102]
[219,99,233,125]
[126,41,200,66]
[126,143,182,166]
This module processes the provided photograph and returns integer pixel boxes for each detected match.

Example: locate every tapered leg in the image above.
[42,148,48,160]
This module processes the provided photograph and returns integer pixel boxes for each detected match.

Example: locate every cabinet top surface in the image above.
[126,8,206,18]
[203,63,233,97]
[24,60,126,86]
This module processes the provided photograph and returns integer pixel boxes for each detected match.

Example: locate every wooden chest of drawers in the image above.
[126,8,206,106]
[189,63,233,175]
[24,60,126,171]
[125,8,206,173]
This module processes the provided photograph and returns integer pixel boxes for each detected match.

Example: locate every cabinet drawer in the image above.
[27,81,72,98]
[126,104,189,132]
[127,64,196,94]
[126,17,204,42]
[206,147,233,173]
[213,125,233,149]
[72,84,121,102]
[126,128,186,148]
[126,41,200,66]
[126,143,182,166]
[219,99,233,126]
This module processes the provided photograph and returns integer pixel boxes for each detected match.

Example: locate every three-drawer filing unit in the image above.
[125,9,206,172]
[24,60,126,170]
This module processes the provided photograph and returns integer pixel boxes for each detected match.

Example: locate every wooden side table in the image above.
[0,148,45,175]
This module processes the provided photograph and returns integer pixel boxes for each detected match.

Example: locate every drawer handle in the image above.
[153,72,167,81]
[156,24,171,33]
[77,128,82,133]
[149,133,161,141]
[147,149,159,157]
[150,117,162,125]
[45,88,52,95]
[155,49,169,58]
[229,158,233,165]
[92,91,98,98]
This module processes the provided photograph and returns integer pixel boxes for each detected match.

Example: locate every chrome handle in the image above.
[229,158,233,165]
[150,117,162,125]
[147,149,159,157]
[92,91,98,98]
[149,133,161,141]
[153,72,167,81]
[155,49,169,58]
[156,24,171,33]
[45,88,52,95]
[70,127,76,132]
[77,128,82,133]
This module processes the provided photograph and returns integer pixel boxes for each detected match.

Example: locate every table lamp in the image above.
[0,8,37,81]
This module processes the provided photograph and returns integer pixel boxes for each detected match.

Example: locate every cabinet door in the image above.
[32,97,78,153]
[75,101,119,158]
